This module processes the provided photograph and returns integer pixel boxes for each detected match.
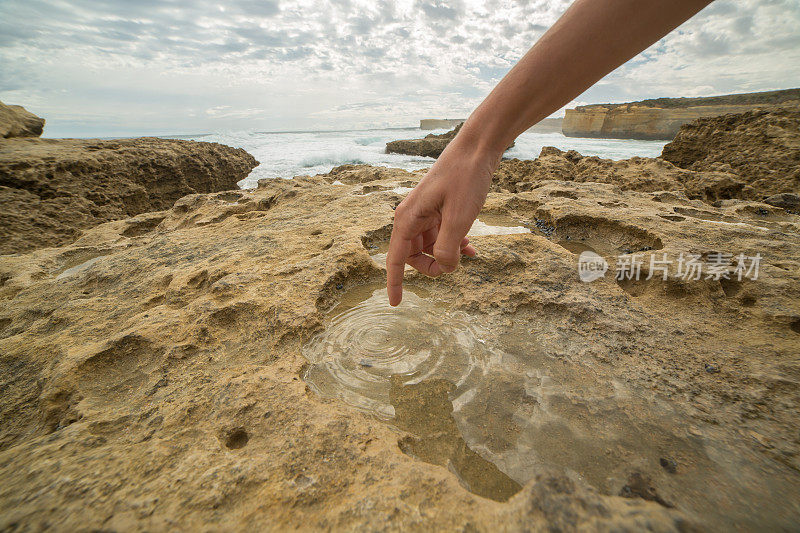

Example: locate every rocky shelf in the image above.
[0,104,259,255]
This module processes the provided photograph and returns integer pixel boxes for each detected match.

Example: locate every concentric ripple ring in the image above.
[302,286,489,418]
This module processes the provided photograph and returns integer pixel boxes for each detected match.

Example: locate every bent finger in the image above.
[407,252,442,277]
[433,216,470,273]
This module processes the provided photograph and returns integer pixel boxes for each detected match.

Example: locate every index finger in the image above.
[386,226,411,306]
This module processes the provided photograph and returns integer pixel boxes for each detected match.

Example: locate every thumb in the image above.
[433,213,470,273]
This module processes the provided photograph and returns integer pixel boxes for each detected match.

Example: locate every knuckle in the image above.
[393,202,410,218]
[433,248,459,266]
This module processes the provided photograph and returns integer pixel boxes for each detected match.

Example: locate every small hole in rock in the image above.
[791,319,800,334]
[719,278,741,297]
[740,296,756,307]
[225,427,249,449]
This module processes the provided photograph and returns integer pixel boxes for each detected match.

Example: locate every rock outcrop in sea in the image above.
[0,101,45,138]
[0,109,799,530]
[562,88,800,140]
[386,123,464,158]
[386,123,513,158]
[0,137,259,254]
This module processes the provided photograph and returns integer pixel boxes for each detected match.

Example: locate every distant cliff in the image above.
[526,117,562,133]
[420,118,465,130]
[562,88,800,140]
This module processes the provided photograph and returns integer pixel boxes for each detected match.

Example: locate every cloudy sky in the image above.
[1,0,798,136]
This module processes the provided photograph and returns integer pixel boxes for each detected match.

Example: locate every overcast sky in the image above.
[1,0,798,136]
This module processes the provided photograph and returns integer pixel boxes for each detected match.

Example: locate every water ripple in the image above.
[302,285,489,418]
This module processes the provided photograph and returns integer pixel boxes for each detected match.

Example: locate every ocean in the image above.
[175,127,668,189]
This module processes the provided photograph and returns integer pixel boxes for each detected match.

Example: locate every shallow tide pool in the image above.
[302,283,800,526]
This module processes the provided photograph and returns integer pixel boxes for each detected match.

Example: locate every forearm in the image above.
[458,0,713,158]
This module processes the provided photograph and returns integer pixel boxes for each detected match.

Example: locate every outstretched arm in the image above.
[386,0,713,306]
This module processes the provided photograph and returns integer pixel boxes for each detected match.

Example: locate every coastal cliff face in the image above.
[0,102,45,138]
[0,138,258,255]
[420,118,464,130]
[562,88,800,140]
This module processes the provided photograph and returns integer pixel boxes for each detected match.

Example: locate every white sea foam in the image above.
[176,128,667,189]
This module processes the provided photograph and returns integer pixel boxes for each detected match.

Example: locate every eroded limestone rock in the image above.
[0,138,259,254]
[1,162,798,530]
[661,108,800,198]
[0,101,45,139]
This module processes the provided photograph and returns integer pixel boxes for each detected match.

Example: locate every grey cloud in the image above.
[415,0,463,21]
[348,15,376,36]
[687,31,732,57]
[392,27,410,39]
[0,20,42,46]
[731,15,754,35]
[231,0,281,17]
[0,60,41,91]
[279,46,314,60]
[702,1,738,16]
[362,46,386,59]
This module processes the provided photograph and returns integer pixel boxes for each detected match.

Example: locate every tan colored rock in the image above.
[1,159,798,529]
[0,138,259,255]
[765,193,800,211]
[492,147,756,204]
[661,108,800,198]
[0,101,45,138]
[562,88,800,140]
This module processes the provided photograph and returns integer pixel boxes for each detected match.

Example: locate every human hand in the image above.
[386,136,498,306]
